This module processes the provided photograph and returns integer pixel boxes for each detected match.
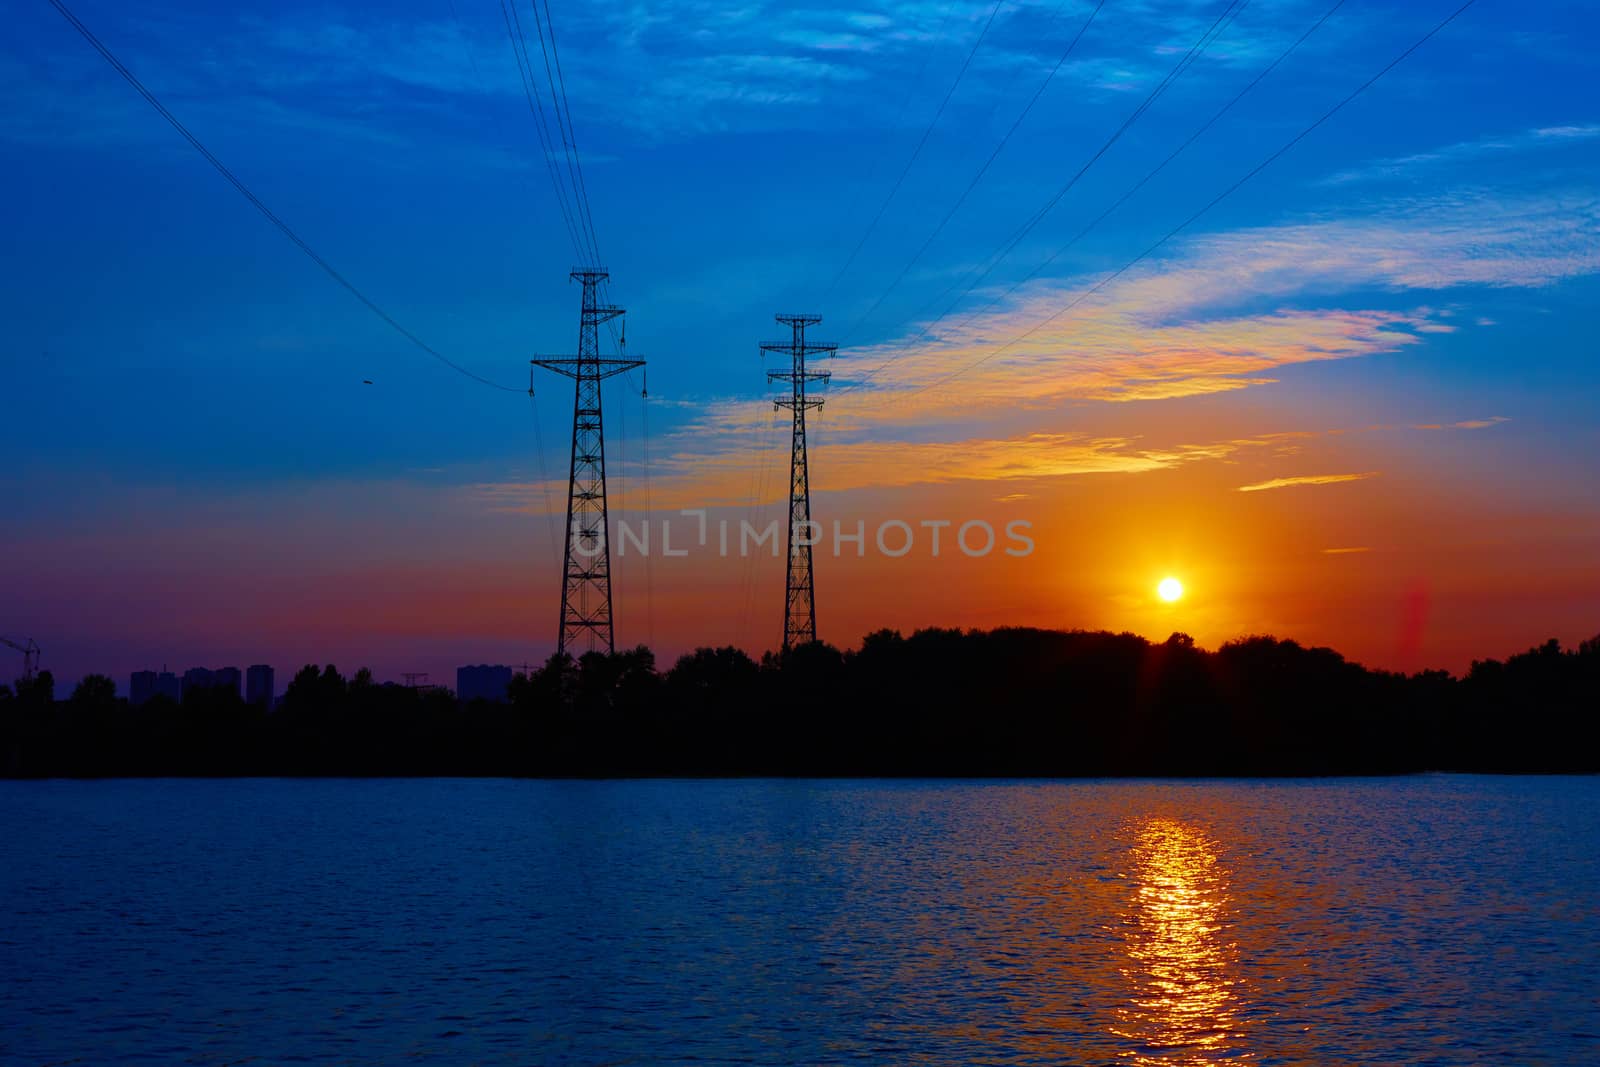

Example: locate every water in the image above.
[1,777,1596,1065]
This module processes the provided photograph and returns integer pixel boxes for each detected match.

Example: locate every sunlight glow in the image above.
[1157,577,1184,603]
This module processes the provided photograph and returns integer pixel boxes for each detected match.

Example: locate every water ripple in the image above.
[1,777,1597,1064]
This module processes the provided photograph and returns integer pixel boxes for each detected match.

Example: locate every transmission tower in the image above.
[761,314,834,650]
[532,269,644,656]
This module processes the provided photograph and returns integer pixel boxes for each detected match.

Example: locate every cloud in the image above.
[838,304,1433,420]
[1322,125,1600,186]
[1124,189,1600,295]
[1322,546,1372,554]
[468,424,1330,513]
[813,432,1223,492]
[543,183,1587,504]
[286,0,1357,141]
[825,188,1600,425]
[1414,416,1510,430]
[472,178,1591,510]
[0,9,523,155]
[1237,472,1379,493]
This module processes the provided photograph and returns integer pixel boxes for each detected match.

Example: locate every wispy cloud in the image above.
[826,188,1600,424]
[563,183,1593,503]
[1322,125,1600,186]
[840,303,1434,419]
[1322,546,1372,554]
[1414,416,1510,431]
[173,0,1352,142]
[473,429,1264,512]
[1237,472,1379,493]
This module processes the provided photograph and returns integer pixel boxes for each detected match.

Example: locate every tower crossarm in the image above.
[767,369,831,384]
[760,342,837,355]
[531,358,645,381]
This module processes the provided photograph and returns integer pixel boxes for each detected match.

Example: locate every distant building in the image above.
[246,664,275,707]
[130,670,157,706]
[181,667,215,697]
[214,667,242,699]
[457,664,513,704]
[156,671,181,702]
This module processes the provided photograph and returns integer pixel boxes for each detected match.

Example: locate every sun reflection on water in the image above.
[1114,818,1247,1064]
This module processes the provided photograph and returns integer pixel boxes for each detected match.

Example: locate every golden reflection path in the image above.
[1114,818,1247,1064]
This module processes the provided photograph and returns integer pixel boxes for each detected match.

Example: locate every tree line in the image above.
[1,627,1595,777]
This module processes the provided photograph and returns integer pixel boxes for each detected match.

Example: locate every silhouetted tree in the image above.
[2,630,1596,777]
[668,646,758,702]
[14,670,54,708]
[283,664,323,709]
[521,651,578,710]
[319,664,347,702]
[71,674,117,708]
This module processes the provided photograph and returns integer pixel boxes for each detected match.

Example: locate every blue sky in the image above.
[3,0,1598,686]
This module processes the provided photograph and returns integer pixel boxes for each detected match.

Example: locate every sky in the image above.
[2,0,1598,693]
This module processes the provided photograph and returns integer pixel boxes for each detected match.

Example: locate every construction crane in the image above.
[1,636,41,682]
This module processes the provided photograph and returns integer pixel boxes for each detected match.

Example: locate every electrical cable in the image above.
[46,0,526,393]
[820,0,1010,302]
[897,0,1479,404]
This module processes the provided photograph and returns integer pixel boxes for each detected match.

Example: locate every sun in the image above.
[1157,577,1184,603]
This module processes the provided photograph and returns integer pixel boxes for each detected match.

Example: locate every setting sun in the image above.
[1157,577,1184,603]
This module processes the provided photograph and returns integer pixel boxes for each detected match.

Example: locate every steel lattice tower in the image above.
[532,269,644,656]
[761,314,834,650]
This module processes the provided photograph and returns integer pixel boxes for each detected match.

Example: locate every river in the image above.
[2,777,1596,1064]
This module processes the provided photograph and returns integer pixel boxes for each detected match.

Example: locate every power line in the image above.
[514,0,600,266]
[463,0,606,315]
[974,0,1078,131]
[927,0,1350,365]
[897,0,1479,404]
[969,0,1252,289]
[527,376,563,560]
[836,0,1109,344]
[46,0,522,393]
[623,367,655,652]
[533,0,604,268]
[836,0,1342,399]
[805,0,961,301]
[738,404,782,650]
[837,0,1251,393]
[501,2,622,348]
[500,0,587,262]
[820,0,1009,303]
[529,1,622,346]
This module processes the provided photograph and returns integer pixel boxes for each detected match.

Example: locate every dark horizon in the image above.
[16,616,1600,704]
[6,623,1595,778]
